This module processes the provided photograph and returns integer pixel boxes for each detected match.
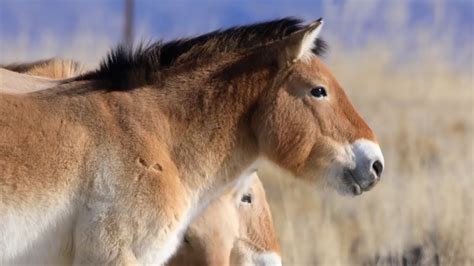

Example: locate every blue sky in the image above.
[1,0,472,42]
[0,0,472,66]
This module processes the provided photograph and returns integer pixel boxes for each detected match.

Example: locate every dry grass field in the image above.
[1,2,472,265]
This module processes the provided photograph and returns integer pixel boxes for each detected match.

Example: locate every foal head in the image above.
[167,173,280,266]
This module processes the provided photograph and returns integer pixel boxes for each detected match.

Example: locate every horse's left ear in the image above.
[278,18,324,65]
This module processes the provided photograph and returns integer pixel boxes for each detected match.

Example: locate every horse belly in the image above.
[0,198,76,264]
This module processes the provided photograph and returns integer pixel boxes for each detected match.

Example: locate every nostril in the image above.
[372,160,383,178]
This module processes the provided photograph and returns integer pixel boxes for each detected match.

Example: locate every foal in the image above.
[0,18,384,264]
[168,172,281,266]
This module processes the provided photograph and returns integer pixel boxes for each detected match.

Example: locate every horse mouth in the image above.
[344,170,364,196]
[351,182,362,195]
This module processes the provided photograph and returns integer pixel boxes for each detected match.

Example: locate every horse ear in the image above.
[277,18,324,65]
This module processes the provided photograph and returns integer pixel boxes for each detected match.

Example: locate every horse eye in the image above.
[241,194,252,204]
[310,86,328,98]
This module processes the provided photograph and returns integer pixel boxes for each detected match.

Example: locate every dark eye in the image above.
[310,86,327,98]
[241,194,252,204]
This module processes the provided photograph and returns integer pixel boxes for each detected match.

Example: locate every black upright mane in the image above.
[79,17,328,88]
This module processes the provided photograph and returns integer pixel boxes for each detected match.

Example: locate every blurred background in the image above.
[1,0,472,265]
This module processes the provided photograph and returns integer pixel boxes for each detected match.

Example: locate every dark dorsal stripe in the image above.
[78,17,328,88]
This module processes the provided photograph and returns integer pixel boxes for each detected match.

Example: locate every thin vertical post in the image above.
[123,0,134,47]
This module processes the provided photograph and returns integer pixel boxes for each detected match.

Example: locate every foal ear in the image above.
[278,18,324,64]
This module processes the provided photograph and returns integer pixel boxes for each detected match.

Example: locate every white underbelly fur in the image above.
[0,199,199,265]
[0,200,75,265]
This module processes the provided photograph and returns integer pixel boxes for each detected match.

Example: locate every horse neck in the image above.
[156,57,276,193]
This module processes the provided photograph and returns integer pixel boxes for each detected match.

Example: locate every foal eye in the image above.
[241,194,252,204]
[310,86,328,98]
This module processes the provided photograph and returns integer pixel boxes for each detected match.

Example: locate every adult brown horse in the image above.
[0,62,80,94]
[2,58,83,79]
[0,18,383,264]
[1,59,281,265]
